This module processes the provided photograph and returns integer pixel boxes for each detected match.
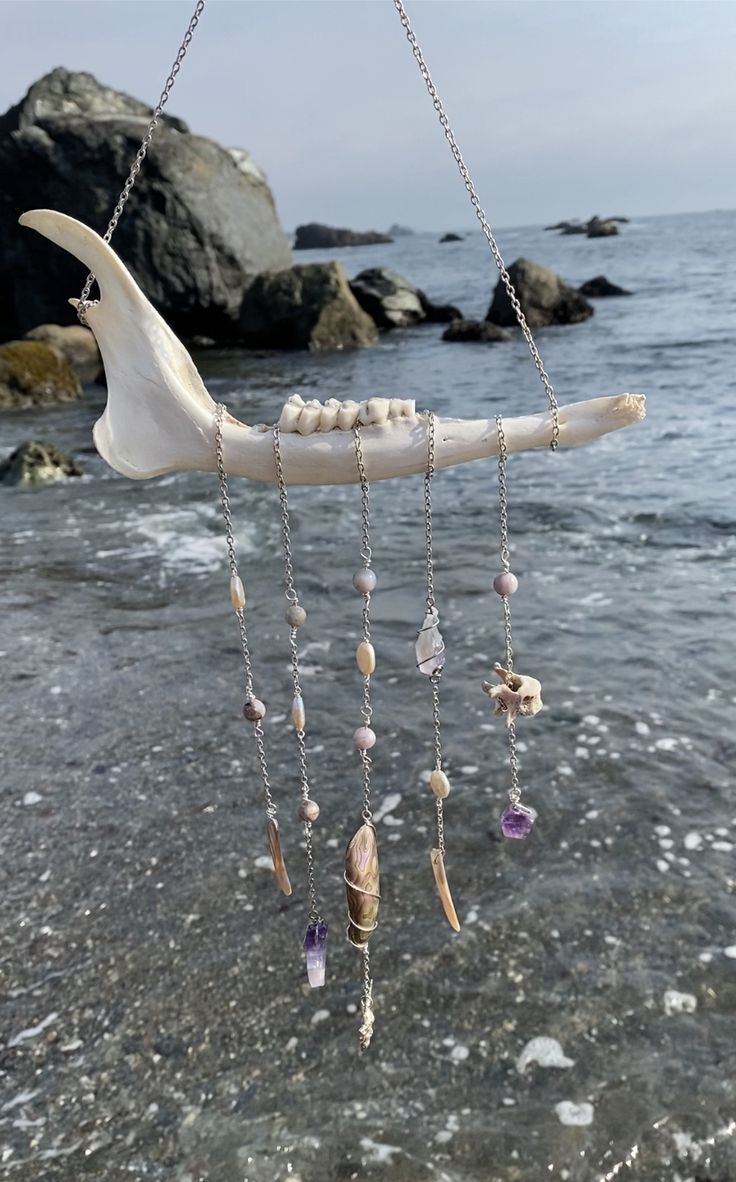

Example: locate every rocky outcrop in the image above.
[0,439,82,486]
[24,323,102,383]
[0,68,291,341]
[545,216,628,237]
[294,224,393,250]
[0,340,83,409]
[350,268,462,329]
[440,233,463,243]
[239,262,377,351]
[579,275,632,298]
[387,223,414,237]
[442,319,510,343]
[486,259,593,329]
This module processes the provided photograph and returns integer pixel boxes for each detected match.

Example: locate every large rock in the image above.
[486,259,593,329]
[0,340,83,409]
[579,275,632,298]
[294,223,392,250]
[0,439,82,486]
[0,68,291,341]
[442,319,510,343]
[24,323,103,383]
[239,262,377,351]
[587,216,619,238]
[350,267,462,329]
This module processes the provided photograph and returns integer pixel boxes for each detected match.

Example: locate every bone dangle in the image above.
[482,663,544,727]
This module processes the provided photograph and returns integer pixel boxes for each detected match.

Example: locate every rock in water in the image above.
[439,232,463,243]
[486,258,594,328]
[0,68,291,341]
[350,268,462,329]
[0,341,82,409]
[294,223,392,249]
[579,275,632,298]
[24,324,103,383]
[587,216,619,238]
[0,440,82,486]
[239,262,377,351]
[442,319,510,343]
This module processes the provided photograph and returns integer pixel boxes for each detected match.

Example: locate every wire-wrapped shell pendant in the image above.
[344,823,380,947]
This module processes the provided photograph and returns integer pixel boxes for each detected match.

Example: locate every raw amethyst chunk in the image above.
[501,803,537,840]
[303,920,328,988]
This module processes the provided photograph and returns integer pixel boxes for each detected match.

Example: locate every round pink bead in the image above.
[298,799,320,823]
[353,726,376,750]
[243,698,266,722]
[493,571,519,596]
[353,568,377,594]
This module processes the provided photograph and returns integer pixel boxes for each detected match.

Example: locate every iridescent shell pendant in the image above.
[415,607,445,676]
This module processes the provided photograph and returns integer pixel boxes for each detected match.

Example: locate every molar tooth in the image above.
[297,401,323,435]
[357,400,373,426]
[337,399,360,430]
[279,393,305,432]
[399,399,416,418]
[366,397,390,425]
[319,398,341,432]
[388,398,405,419]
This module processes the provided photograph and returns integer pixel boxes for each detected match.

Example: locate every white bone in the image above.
[18,210,646,486]
[319,398,341,432]
[297,401,322,435]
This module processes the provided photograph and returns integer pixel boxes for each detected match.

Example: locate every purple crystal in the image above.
[500,803,537,840]
[303,920,328,988]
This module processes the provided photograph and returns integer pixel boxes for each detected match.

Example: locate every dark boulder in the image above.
[0,340,83,409]
[294,223,392,250]
[587,216,619,238]
[0,68,291,341]
[439,233,463,243]
[442,319,510,343]
[486,258,594,328]
[24,323,103,383]
[579,275,632,298]
[545,220,585,234]
[350,268,462,329]
[0,440,83,486]
[239,262,377,351]
[418,292,464,323]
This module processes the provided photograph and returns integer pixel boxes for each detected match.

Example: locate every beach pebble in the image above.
[663,989,697,1015]
[23,791,43,806]
[516,1036,575,1073]
[555,1101,594,1127]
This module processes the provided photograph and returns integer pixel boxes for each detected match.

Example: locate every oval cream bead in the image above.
[291,694,306,731]
[356,641,376,675]
[229,574,246,611]
[430,769,451,799]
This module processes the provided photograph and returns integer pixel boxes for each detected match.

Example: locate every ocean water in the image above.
[1,211,735,1181]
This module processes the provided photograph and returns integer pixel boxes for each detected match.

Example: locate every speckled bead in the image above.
[229,574,246,610]
[286,603,307,628]
[243,697,266,722]
[353,567,377,594]
[298,799,320,823]
[353,726,376,751]
[430,769,451,799]
[493,571,519,596]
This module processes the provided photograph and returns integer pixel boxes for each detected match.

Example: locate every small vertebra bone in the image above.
[482,662,543,727]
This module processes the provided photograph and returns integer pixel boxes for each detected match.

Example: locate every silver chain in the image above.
[354,426,374,825]
[215,404,277,819]
[393,0,559,449]
[77,0,206,322]
[273,426,320,923]
[496,415,521,804]
[424,411,446,855]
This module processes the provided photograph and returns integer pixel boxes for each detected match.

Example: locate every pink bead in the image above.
[493,571,519,596]
[298,799,320,823]
[243,698,266,722]
[353,726,376,750]
[353,568,377,594]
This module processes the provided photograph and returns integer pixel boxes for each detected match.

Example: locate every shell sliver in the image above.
[430,848,461,932]
[267,817,292,896]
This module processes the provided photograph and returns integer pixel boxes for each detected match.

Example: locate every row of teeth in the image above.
[278,394,417,434]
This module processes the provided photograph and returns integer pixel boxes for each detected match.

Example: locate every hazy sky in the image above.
[1,0,735,231]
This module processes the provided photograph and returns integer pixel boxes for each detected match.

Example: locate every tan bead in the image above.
[229,574,246,611]
[286,603,307,628]
[291,694,306,731]
[298,799,320,823]
[430,769,451,799]
[356,641,376,675]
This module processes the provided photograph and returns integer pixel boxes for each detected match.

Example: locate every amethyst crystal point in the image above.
[501,803,537,840]
[304,920,328,988]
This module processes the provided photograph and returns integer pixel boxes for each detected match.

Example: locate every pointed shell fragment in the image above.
[430,848,461,932]
[266,817,292,896]
[345,823,380,947]
[356,640,376,675]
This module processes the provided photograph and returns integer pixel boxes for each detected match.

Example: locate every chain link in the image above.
[494,414,522,805]
[215,404,276,819]
[353,426,374,824]
[77,0,206,322]
[273,425,321,923]
[393,0,559,449]
[424,411,437,612]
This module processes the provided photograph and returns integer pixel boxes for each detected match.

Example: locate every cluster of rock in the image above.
[294,224,393,250]
[545,215,629,238]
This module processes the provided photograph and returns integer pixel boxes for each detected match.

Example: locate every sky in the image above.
[1,0,735,232]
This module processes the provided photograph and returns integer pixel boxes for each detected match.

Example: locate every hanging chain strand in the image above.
[273,426,320,924]
[393,0,559,449]
[77,0,206,322]
[424,412,446,854]
[354,426,374,824]
[496,415,521,804]
[215,404,277,819]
